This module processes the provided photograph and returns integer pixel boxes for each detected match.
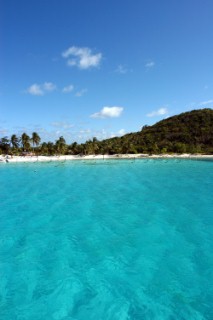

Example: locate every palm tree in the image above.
[47,142,55,155]
[102,140,112,155]
[0,136,10,154]
[31,132,41,153]
[55,136,67,154]
[11,134,19,149]
[92,137,99,154]
[84,139,92,155]
[40,142,48,155]
[69,141,78,154]
[21,133,31,151]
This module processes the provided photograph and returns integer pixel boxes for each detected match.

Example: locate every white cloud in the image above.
[0,129,8,135]
[199,100,213,106]
[90,106,124,119]
[27,84,44,96]
[27,82,56,96]
[51,121,74,129]
[79,129,91,134]
[75,89,87,97]
[62,84,74,93]
[43,82,56,92]
[118,129,126,135]
[115,65,128,74]
[62,46,102,69]
[147,107,168,117]
[145,61,155,68]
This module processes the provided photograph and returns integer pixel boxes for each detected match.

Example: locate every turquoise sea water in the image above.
[0,159,212,320]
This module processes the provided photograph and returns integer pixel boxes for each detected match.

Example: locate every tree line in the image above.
[0,133,121,156]
[0,132,68,155]
[1,109,213,155]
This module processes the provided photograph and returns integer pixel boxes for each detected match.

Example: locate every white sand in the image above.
[0,154,213,163]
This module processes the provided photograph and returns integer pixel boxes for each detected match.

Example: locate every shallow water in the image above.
[0,159,212,319]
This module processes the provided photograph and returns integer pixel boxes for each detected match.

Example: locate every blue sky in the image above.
[1,0,213,143]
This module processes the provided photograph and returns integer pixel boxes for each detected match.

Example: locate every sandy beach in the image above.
[0,154,213,163]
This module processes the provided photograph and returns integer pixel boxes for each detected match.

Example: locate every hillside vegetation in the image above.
[100,108,213,154]
[0,108,213,155]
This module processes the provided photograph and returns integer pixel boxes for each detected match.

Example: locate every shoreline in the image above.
[1,154,213,163]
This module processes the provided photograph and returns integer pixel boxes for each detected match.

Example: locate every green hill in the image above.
[94,108,213,154]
